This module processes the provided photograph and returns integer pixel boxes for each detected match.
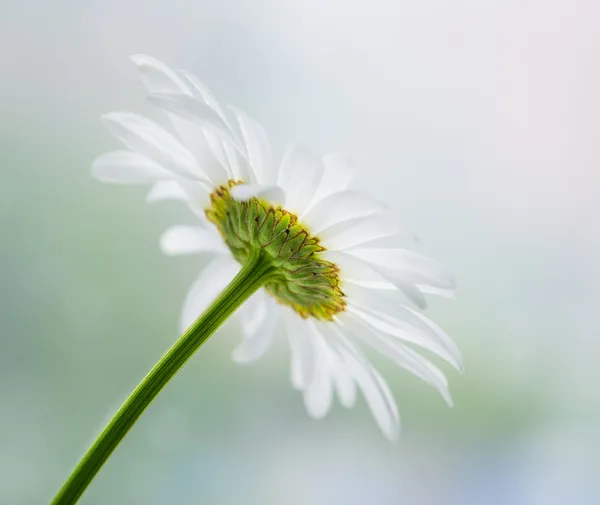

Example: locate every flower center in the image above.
[205,181,346,320]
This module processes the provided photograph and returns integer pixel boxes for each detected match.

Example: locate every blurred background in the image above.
[2,0,599,503]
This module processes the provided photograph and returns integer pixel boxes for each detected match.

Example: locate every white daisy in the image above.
[93,55,462,440]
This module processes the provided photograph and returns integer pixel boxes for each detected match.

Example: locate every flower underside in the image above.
[206,181,346,320]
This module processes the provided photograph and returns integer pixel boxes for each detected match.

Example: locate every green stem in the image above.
[50,250,275,505]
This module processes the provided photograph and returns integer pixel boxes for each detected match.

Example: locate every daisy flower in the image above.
[92,54,462,441]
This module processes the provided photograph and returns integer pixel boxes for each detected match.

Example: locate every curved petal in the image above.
[347,248,456,290]
[310,153,354,205]
[370,367,401,436]
[172,78,247,182]
[278,145,324,216]
[303,328,334,419]
[131,56,231,185]
[329,327,400,441]
[101,112,208,182]
[176,180,212,217]
[146,89,242,183]
[179,69,230,125]
[232,294,280,363]
[230,184,286,206]
[131,54,191,94]
[91,150,170,184]
[190,128,243,182]
[302,190,387,236]
[148,92,243,156]
[343,283,463,371]
[320,251,395,289]
[418,285,457,299]
[340,313,453,407]
[146,180,187,203]
[231,107,275,185]
[346,305,462,371]
[238,289,268,339]
[160,225,227,256]
[180,256,239,332]
[319,214,400,251]
[146,181,212,220]
[314,321,357,408]
[285,312,316,390]
[328,347,357,409]
[323,250,426,308]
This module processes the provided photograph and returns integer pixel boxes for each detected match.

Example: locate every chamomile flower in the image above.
[93,55,462,440]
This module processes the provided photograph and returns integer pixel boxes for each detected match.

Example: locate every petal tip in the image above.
[158,234,173,256]
[444,393,454,408]
[231,347,260,364]
[231,351,246,363]
[130,53,158,67]
[130,53,146,64]
[385,427,400,443]
[100,111,127,125]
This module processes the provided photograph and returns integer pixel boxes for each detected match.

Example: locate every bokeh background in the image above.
[2,0,599,504]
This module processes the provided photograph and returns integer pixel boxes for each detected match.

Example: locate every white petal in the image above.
[148,92,243,155]
[101,112,208,182]
[179,90,246,181]
[319,214,400,251]
[370,368,400,428]
[174,82,248,182]
[186,124,237,185]
[402,304,462,367]
[147,181,212,223]
[277,145,324,216]
[232,295,280,363]
[285,312,316,390]
[392,281,428,309]
[200,136,252,184]
[146,179,212,219]
[230,184,286,206]
[320,251,395,289]
[302,191,386,236]
[344,283,463,371]
[146,181,188,203]
[131,54,192,94]
[351,360,400,441]
[314,322,357,408]
[91,150,170,184]
[329,350,357,409]
[330,328,400,441]
[347,248,456,290]
[160,226,227,256]
[238,290,268,339]
[231,107,275,185]
[344,248,456,307]
[346,305,462,371]
[341,314,453,407]
[131,56,231,185]
[418,285,457,299]
[323,250,426,308]
[179,69,230,125]
[184,130,232,186]
[311,153,354,204]
[180,256,239,332]
[303,328,334,419]
[223,143,253,182]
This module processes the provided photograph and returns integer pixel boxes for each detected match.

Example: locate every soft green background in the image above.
[2,0,599,504]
